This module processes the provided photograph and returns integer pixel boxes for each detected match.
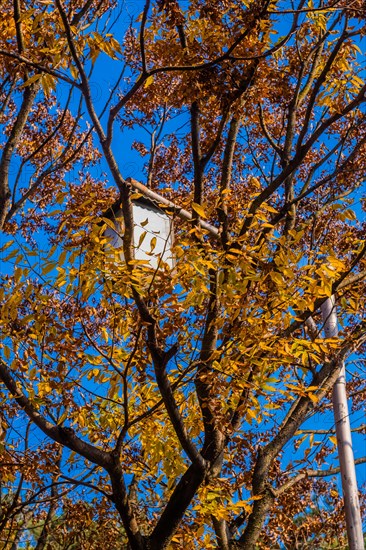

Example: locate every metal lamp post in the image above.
[321,296,363,550]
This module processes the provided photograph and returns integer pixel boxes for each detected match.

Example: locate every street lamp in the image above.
[105,196,174,270]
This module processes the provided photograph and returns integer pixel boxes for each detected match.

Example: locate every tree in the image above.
[0,0,365,548]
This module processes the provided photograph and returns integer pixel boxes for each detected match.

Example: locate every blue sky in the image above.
[1,1,365,542]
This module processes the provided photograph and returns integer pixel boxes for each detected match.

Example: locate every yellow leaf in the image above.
[269,271,283,285]
[137,231,147,248]
[329,435,337,446]
[0,240,14,251]
[3,346,11,360]
[307,392,318,403]
[262,384,276,392]
[70,64,78,80]
[250,176,261,188]
[247,408,256,419]
[191,202,207,218]
[19,73,42,88]
[144,75,154,88]
[57,411,69,425]
[42,262,55,275]
[261,203,279,213]
[40,73,56,97]
[150,236,157,252]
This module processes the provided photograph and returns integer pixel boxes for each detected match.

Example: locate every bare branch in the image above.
[0,83,40,229]
[0,358,111,469]
[276,457,366,496]
[139,0,151,74]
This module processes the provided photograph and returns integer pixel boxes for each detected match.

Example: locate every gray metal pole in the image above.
[321,297,364,550]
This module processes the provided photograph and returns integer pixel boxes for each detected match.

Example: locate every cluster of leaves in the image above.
[0,0,366,549]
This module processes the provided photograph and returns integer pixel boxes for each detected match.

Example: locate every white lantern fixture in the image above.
[105,196,174,270]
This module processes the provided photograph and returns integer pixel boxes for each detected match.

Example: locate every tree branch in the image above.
[0,358,111,469]
[0,82,40,229]
[275,457,366,496]
[139,0,151,74]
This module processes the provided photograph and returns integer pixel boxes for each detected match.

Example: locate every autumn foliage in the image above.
[0,0,366,548]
